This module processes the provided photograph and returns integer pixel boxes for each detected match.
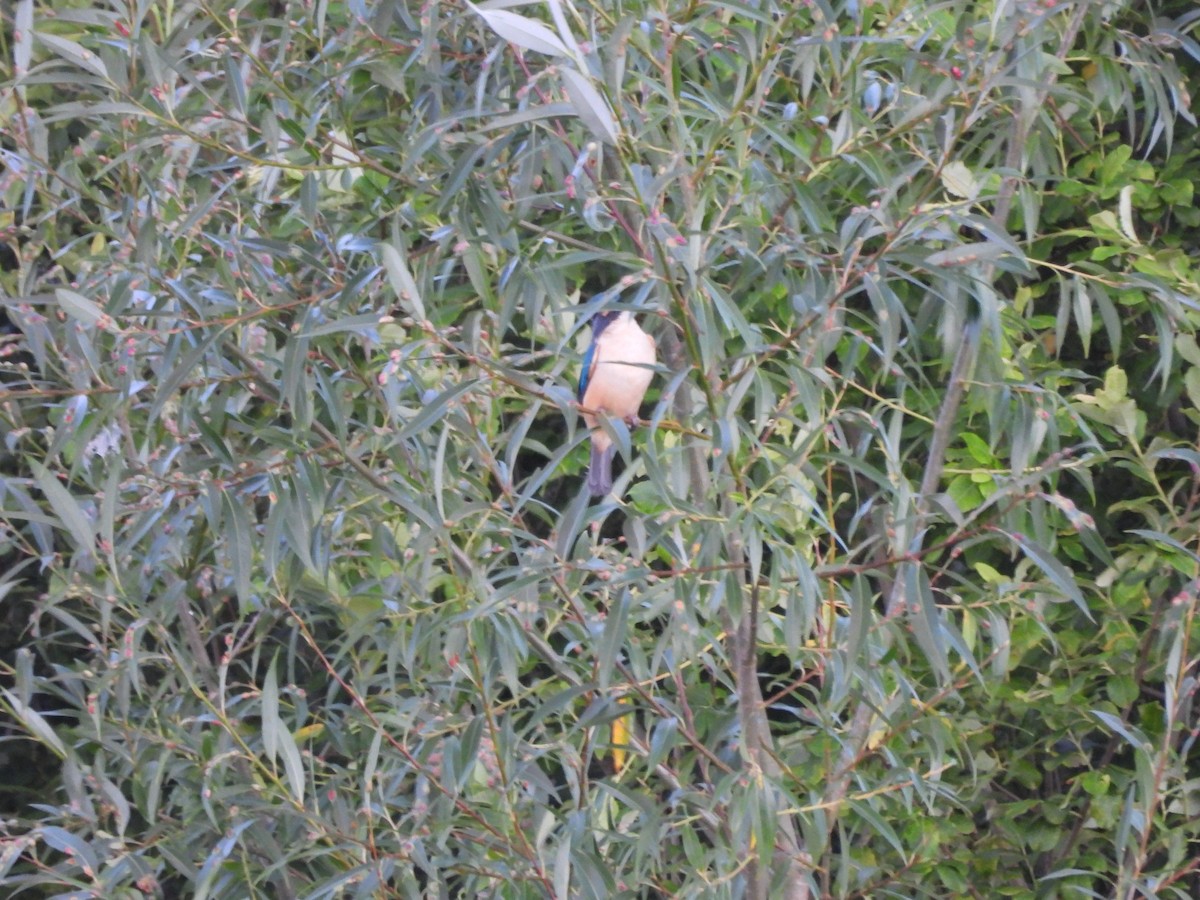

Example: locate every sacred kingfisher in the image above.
[577,308,657,496]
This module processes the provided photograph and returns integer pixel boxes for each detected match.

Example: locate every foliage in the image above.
[2,0,1200,897]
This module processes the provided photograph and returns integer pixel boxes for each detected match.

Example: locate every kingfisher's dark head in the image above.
[590,309,621,338]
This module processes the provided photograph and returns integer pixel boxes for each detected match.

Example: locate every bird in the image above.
[577,308,657,497]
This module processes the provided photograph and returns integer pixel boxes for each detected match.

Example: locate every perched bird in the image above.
[577,309,657,496]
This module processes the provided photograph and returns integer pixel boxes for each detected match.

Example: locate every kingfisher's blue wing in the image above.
[577,340,598,402]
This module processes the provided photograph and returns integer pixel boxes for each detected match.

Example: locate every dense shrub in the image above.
[2,0,1200,896]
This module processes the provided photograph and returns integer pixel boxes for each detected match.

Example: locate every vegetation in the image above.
[2,0,1200,896]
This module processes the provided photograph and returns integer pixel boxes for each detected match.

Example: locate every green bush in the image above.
[3,0,1200,896]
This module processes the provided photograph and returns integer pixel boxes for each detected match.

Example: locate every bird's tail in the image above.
[587,443,617,497]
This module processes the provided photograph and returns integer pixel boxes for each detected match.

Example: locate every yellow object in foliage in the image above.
[609,698,632,773]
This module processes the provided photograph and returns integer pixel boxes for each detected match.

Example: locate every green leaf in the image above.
[35,31,109,79]
[39,826,99,875]
[262,657,281,763]
[380,242,426,321]
[262,657,305,805]
[223,493,254,611]
[469,4,569,57]
[13,0,32,82]
[959,431,993,465]
[1093,710,1149,752]
[394,380,479,440]
[31,463,94,559]
[55,288,116,331]
[560,66,619,146]
[903,562,950,683]
[277,721,306,805]
[597,589,631,692]
[195,821,255,900]
[1,688,67,758]
[1006,530,1090,617]
[924,241,1008,268]
[940,160,978,200]
[147,328,228,425]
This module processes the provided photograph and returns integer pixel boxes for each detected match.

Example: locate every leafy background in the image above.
[2,0,1200,897]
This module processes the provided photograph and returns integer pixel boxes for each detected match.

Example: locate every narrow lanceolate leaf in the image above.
[394,380,479,440]
[475,102,577,133]
[924,242,1007,268]
[546,0,583,61]
[1,688,67,758]
[277,721,306,805]
[903,561,950,684]
[1093,710,1150,752]
[1126,529,1200,565]
[38,826,99,876]
[262,659,306,804]
[13,0,32,81]
[147,329,227,425]
[42,100,154,122]
[262,658,282,763]
[1006,530,1091,618]
[597,589,631,692]
[300,312,384,338]
[468,4,569,57]
[1072,276,1094,357]
[195,821,255,900]
[380,242,426,321]
[35,32,109,80]
[560,67,619,146]
[32,463,94,558]
[56,288,117,332]
[1118,184,1138,243]
[223,493,254,609]
[0,835,34,883]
